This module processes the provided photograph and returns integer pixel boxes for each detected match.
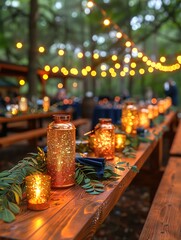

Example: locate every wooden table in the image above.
[169,119,181,156]
[0,111,177,240]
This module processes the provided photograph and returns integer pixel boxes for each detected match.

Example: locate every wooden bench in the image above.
[0,118,89,148]
[139,157,181,240]
[169,119,181,156]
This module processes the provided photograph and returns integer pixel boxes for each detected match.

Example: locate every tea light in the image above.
[19,97,28,112]
[43,96,50,112]
[25,174,51,211]
[139,108,150,129]
[115,133,126,151]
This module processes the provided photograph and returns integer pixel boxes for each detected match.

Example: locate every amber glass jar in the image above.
[94,118,115,160]
[121,103,139,134]
[47,114,75,188]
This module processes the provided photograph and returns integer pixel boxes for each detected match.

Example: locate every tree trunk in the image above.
[27,0,38,100]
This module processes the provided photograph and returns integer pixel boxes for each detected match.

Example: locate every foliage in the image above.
[0,146,138,223]
[0,147,46,223]
[75,161,138,194]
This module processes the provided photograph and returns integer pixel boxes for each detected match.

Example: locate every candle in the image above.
[147,105,154,120]
[43,96,50,112]
[25,174,51,211]
[115,133,126,151]
[10,104,19,115]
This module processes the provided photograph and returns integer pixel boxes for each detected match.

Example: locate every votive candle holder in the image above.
[25,174,51,211]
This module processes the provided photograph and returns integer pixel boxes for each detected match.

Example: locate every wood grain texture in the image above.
[0,111,177,240]
[170,119,181,156]
[139,157,181,240]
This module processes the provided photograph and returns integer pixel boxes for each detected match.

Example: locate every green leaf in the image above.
[131,166,139,173]
[82,183,92,189]
[85,188,94,193]
[116,167,125,171]
[2,208,15,223]
[11,190,20,205]
[0,171,10,178]
[84,178,90,183]
[8,202,20,214]
[94,188,104,193]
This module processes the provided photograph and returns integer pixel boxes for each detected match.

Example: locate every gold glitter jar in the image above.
[94,118,115,160]
[47,114,76,188]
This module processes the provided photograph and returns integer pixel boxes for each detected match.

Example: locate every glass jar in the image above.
[121,103,139,134]
[47,114,76,188]
[94,118,115,160]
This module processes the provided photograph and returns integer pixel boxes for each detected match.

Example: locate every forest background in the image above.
[0,0,181,104]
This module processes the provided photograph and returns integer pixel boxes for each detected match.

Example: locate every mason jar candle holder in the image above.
[94,118,115,160]
[115,133,126,151]
[121,104,139,134]
[139,108,150,129]
[25,174,51,211]
[158,100,165,115]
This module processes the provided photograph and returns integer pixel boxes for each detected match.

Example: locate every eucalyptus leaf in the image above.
[2,208,15,223]
[8,202,20,214]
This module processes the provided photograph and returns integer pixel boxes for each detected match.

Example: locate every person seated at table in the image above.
[51,88,67,105]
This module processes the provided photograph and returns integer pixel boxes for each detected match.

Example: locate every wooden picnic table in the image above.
[0,111,177,240]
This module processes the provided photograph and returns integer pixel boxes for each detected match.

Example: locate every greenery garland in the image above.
[0,146,138,223]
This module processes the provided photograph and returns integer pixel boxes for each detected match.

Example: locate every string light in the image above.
[116,32,122,39]
[77,52,83,58]
[44,65,50,71]
[93,53,99,59]
[139,68,145,75]
[16,42,23,49]
[42,74,49,80]
[87,0,94,8]
[111,55,118,61]
[58,49,65,56]
[19,79,25,86]
[160,56,166,63]
[101,71,107,77]
[38,46,45,53]
[58,83,63,88]
[91,70,97,76]
[103,18,111,26]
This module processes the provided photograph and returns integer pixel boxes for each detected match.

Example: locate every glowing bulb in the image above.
[177,55,181,63]
[70,68,78,75]
[93,53,99,59]
[138,52,143,58]
[81,69,88,76]
[120,71,126,77]
[91,70,97,76]
[123,67,129,73]
[115,63,121,69]
[160,56,166,63]
[77,52,83,58]
[52,66,59,73]
[86,66,91,72]
[142,56,148,62]
[87,1,94,8]
[148,67,154,73]
[44,65,50,71]
[139,68,145,75]
[101,71,107,77]
[112,55,118,61]
[58,49,65,56]
[100,64,107,71]
[16,42,23,49]
[125,41,131,48]
[73,82,78,88]
[116,32,122,39]
[58,83,63,88]
[38,46,45,53]
[19,79,25,86]
[130,70,135,76]
[131,62,136,68]
[42,74,48,80]
[103,18,110,26]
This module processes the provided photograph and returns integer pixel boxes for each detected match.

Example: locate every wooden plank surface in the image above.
[169,119,181,156]
[0,111,177,240]
[139,157,181,240]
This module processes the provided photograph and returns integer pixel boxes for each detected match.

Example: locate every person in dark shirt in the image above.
[164,79,178,106]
